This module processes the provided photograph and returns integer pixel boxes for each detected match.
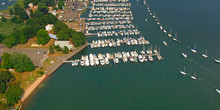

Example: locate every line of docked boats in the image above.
[71,48,163,67]
[89,36,149,48]
[86,24,135,31]
[86,20,132,25]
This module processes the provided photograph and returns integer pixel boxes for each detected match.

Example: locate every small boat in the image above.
[145,18,148,22]
[162,41,167,46]
[2,2,5,5]
[163,26,167,33]
[214,58,220,63]
[191,72,197,80]
[191,43,197,53]
[143,0,146,5]
[182,53,187,58]
[173,32,178,42]
[216,88,220,94]
[202,49,208,58]
[180,66,186,75]
[168,28,172,37]
[160,22,163,30]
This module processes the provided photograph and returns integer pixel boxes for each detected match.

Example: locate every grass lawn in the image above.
[0,21,25,36]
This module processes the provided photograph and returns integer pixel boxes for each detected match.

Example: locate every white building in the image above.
[49,10,57,16]
[45,24,54,31]
[28,3,33,8]
[54,41,74,50]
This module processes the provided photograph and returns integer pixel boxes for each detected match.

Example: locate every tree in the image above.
[58,0,64,10]
[10,16,18,23]
[10,52,35,72]
[3,36,17,48]
[9,8,13,14]
[0,100,7,110]
[30,9,33,17]
[33,10,44,18]
[19,11,29,20]
[0,34,5,43]
[38,3,49,15]
[5,85,22,105]
[19,33,27,44]
[1,52,13,69]
[0,69,14,93]
[49,44,54,54]
[47,13,57,24]
[36,29,50,44]
[57,29,70,40]
[1,17,7,22]
[54,45,62,52]
[53,21,68,34]
[62,46,69,54]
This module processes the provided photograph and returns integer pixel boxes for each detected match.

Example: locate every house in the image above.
[49,10,57,16]
[28,3,33,8]
[45,24,54,31]
[54,41,74,50]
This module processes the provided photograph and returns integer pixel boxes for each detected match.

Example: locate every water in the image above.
[0,0,17,10]
[23,0,220,109]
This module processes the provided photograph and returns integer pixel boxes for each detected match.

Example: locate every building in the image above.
[54,41,74,50]
[49,10,57,16]
[45,24,54,31]
[28,3,33,8]
[49,33,58,40]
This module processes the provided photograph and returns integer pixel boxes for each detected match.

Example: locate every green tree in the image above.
[54,45,62,52]
[0,34,5,43]
[33,10,44,18]
[38,3,49,15]
[58,0,64,10]
[9,8,14,14]
[57,29,70,40]
[10,16,18,23]
[62,46,69,54]
[36,29,50,44]
[30,9,33,17]
[1,52,13,69]
[49,44,54,54]
[0,69,14,93]
[47,13,57,24]
[5,85,22,105]
[0,100,7,110]
[53,21,68,34]
[19,33,27,44]
[1,17,7,22]
[10,52,35,72]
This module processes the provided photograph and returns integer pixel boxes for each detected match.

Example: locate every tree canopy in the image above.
[5,85,23,105]
[0,69,14,93]
[36,29,50,44]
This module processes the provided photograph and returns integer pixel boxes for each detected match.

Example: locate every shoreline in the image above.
[21,43,88,103]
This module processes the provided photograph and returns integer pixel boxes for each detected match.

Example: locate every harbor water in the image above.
[0,0,17,10]
[22,0,220,109]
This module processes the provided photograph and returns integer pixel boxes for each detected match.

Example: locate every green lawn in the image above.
[0,21,25,36]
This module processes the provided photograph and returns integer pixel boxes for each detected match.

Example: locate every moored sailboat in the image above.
[180,66,186,75]
[168,28,172,37]
[191,72,197,80]
[172,32,178,42]
[182,53,187,58]
[202,49,208,58]
[191,43,197,53]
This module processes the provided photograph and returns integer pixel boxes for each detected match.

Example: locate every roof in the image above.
[54,41,74,50]
[49,33,58,40]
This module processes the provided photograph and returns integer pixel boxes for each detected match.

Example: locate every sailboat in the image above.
[145,18,148,22]
[191,72,197,80]
[214,58,220,63]
[160,22,163,30]
[163,41,167,46]
[172,32,178,42]
[191,43,197,53]
[152,11,156,18]
[182,53,187,58]
[180,66,186,75]
[168,28,172,37]
[163,26,167,33]
[202,49,208,58]
[143,0,146,5]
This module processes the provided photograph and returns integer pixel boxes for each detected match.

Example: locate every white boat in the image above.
[160,22,163,30]
[100,59,105,65]
[182,53,187,58]
[180,66,186,75]
[80,60,84,66]
[105,58,109,65]
[214,58,220,63]
[191,72,197,80]
[152,11,156,18]
[216,89,220,94]
[163,26,167,33]
[202,49,208,58]
[145,18,148,22]
[2,2,5,5]
[72,61,75,66]
[168,28,172,37]
[173,32,178,42]
[191,43,197,53]
[143,0,146,5]
[163,41,167,46]
[138,55,144,62]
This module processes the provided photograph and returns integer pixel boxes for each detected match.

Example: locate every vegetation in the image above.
[1,52,35,72]
[62,46,69,54]
[37,70,44,75]
[5,85,23,105]
[1,17,7,22]
[36,29,50,44]
[54,45,62,52]
[0,69,14,93]
[58,0,64,10]
[49,44,55,54]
